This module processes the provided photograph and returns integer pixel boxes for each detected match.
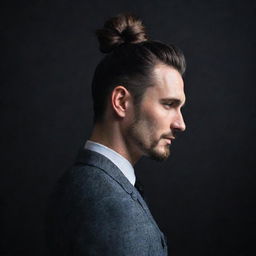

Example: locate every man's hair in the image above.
[91,13,186,123]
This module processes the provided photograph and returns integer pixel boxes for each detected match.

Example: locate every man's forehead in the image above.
[153,64,183,86]
[151,64,185,101]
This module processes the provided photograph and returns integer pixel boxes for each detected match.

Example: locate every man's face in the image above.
[126,64,186,161]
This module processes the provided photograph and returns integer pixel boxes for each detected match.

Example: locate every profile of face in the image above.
[126,64,186,161]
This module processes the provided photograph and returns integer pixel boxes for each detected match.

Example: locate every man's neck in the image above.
[90,122,141,165]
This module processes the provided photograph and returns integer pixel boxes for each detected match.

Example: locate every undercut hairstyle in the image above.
[91,13,186,123]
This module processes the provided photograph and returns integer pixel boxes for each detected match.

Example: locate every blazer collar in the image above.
[76,148,134,195]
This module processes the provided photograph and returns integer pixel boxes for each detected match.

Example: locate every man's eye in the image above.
[164,103,174,108]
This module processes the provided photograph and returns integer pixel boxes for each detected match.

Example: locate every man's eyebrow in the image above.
[160,98,186,107]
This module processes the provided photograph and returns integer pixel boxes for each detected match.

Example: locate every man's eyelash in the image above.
[164,102,174,107]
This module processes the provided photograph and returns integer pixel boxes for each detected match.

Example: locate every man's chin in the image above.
[148,148,170,161]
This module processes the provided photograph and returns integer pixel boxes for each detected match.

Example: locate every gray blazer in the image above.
[47,149,168,256]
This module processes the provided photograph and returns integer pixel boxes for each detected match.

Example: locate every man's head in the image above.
[91,13,186,161]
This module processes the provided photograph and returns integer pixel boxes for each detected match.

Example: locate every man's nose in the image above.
[172,111,186,132]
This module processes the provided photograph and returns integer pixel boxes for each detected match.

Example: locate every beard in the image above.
[126,114,171,162]
[149,142,170,161]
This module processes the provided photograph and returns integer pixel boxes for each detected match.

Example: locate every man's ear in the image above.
[111,86,132,118]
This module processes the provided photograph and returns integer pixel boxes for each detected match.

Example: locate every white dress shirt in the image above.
[84,140,136,186]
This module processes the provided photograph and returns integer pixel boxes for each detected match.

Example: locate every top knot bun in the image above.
[96,13,148,53]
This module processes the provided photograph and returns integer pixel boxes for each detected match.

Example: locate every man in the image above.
[47,13,186,256]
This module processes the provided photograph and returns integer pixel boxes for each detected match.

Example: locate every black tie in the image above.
[135,179,144,198]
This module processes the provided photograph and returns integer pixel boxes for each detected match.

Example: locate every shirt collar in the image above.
[84,140,136,186]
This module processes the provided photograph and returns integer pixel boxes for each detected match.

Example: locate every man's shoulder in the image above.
[60,149,133,195]
[69,161,109,182]
[57,162,117,197]
[59,149,114,185]
[50,149,136,212]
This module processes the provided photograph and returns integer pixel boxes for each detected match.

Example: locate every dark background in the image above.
[1,0,255,255]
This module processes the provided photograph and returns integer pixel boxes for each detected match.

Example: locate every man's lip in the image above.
[163,136,175,144]
[164,136,175,140]
[165,138,171,144]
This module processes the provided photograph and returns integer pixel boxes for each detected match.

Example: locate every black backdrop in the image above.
[1,1,255,255]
